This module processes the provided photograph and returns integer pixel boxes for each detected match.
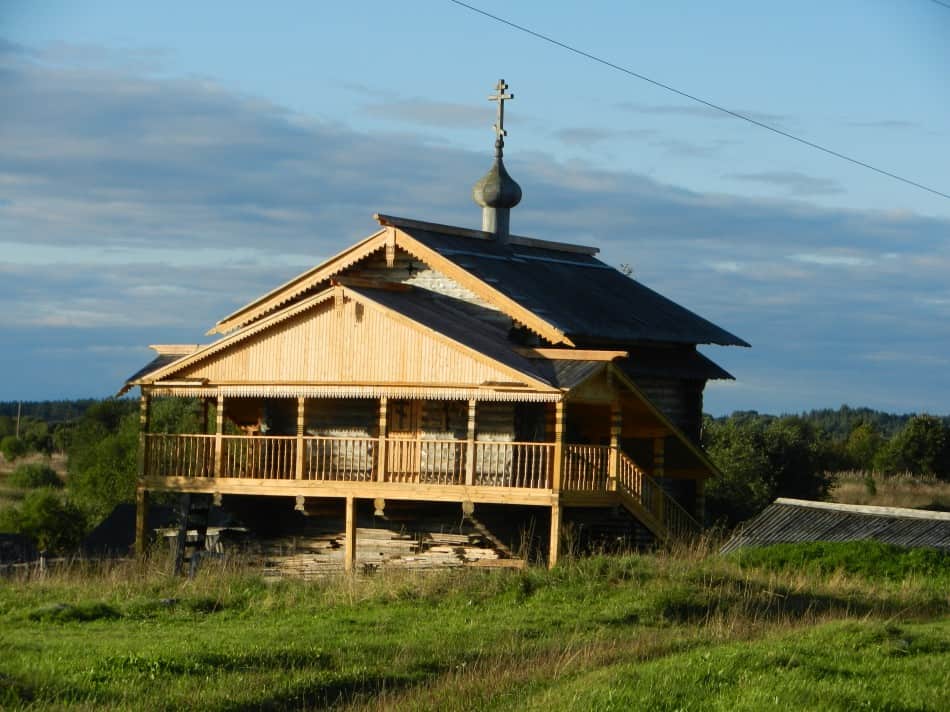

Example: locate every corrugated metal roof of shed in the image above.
[402,225,749,348]
[721,498,950,553]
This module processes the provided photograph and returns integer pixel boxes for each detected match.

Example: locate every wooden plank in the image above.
[514,347,627,361]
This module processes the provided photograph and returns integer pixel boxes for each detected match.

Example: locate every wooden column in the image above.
[214,393,225,478]
[548,499,561,569]
[134,487,149,558]
[653,437,665,523]
[295,397,305,480]
[551,400,565,492]
[376,397,388,482]
[608,401,622,491]
[344,495,357,573]
[465,399,477,486]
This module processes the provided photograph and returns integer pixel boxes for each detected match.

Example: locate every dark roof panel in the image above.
[125,354,184,384]
[402,225,749,347]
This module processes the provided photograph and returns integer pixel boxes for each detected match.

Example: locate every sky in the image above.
[1,0,949,415]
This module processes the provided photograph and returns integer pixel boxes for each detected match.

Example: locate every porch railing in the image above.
[616,451,700,538]
[562,444,610,491]
[473,441,553,489]
[145,433,215,478]
[385,439,466,485]
[143,433,699,537]
[305,435,376,481]
[221,435,296,479]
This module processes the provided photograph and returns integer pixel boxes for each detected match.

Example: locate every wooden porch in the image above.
[138,431,700,568]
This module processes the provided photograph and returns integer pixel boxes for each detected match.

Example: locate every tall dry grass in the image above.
[830,470,950,509]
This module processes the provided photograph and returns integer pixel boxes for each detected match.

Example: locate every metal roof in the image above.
[400,224,749,348]
[721,498,950,553]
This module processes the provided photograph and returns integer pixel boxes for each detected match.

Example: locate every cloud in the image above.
[616,101,789,126]
[1,41,949,415]
[361,98,486,130]
[554,127,655,147]
[726,171,844,196]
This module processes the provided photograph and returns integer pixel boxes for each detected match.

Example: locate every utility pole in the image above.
[15,401,21,439]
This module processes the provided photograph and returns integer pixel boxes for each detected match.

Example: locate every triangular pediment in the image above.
[141,286,555,393]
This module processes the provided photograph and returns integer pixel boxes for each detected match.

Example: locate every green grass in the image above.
[0,543,948,710]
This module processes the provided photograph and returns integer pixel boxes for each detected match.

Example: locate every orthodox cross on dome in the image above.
[488,78,513,155]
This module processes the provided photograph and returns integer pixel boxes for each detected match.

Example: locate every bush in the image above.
[0,435,28,462]
[7,463,62,489]
[0,488,87,553]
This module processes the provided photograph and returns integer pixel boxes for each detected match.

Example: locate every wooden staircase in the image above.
[614,451,701,543]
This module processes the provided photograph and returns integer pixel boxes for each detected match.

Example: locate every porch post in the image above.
[465,399,476,486]
[344,495,357,573]
[608,401,621,491]
[653,437,665,523]
[376,397,388,482]
[548,498,561,569]
[135,487,149,558]
[295,397,305,480]
[214,392,225,478]
[552,399,565,492]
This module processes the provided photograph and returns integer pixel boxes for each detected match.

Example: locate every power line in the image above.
[448,0,950,202]
[929,0,950,11]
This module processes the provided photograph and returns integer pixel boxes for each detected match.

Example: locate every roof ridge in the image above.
[374,213,599,256]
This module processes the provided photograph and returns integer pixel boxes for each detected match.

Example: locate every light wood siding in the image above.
[343,250,510,328]
[176,297,526,387]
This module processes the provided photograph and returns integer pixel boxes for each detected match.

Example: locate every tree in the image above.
[0,489,87,553]
[875,415,950,479]
[703,414,837,525]
[845,422,884,471]
[65,400,139,519]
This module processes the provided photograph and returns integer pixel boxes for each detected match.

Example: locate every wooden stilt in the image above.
[134,487,149,557]
[344,496,356,573]
[548,498,561,569]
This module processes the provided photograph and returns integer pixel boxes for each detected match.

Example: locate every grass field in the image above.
[1,542,948,711]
